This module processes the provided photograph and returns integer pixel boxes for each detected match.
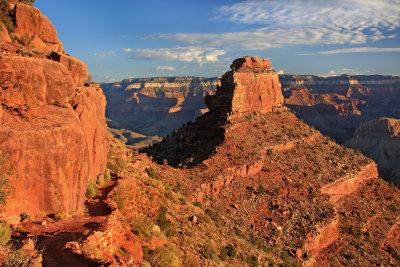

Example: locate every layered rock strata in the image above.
[206,56,284,117]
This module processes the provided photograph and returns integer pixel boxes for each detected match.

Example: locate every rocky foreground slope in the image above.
[0,1,108,216]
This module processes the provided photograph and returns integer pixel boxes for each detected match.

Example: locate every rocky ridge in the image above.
[141,57,400,266]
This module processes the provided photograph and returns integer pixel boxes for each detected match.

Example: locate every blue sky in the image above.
[36,0,400,82]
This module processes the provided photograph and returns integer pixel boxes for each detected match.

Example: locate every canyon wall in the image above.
[101,77,218,138]
[346,118,400,185]
[0,2,108,216]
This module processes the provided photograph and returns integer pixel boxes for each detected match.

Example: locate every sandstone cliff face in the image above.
[206,56,284,116]
[0,3,107,216]
[346,118,400,185]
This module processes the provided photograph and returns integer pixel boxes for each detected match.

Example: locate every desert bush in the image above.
[113,180,134,211]
[107,156,127,174]
[3,248,32,267]
[219,244,236,261]
[156,207,172,231]
[0,222,11,246]
[85,182,97,197]
[247,254,259,267]
[54,212,66,221]
[131,216,153,239]
[81,242,102,259]
[143,243,180,267]
[97,176,105,187]
[104,169,111,182]
[146,167,159,180]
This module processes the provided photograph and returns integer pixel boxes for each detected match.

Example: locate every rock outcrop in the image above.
[14,3,64,53]
[0,2,107,216]
[206,56,284,116]
[346,118,400,185]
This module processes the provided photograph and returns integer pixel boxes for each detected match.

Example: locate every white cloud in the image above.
[276,70,284,75]
[104,75,117,82]
[319,47,400,54]
[123,46,226,66]
[91,51,115,57]
[154,66,176,71]
[161,0,400,50]
[319,68,372,77]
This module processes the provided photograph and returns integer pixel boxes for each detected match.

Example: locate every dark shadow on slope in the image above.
[141,112,226,167]
[35,232,106,267]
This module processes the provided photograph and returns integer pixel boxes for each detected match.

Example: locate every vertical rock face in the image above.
[206,56,284,116]
[0,3,108,216]
[345,118,400,185]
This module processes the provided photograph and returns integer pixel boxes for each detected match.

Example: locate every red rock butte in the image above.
[206,56,284,116]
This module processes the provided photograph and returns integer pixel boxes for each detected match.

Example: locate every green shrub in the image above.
[107,156,127,174]
[97,176,105,187]
[54,212,66,221]
[156,207,172,231]
[247,255,259,267]
[0,222,11,246]
[219,244,236,261]
[86,182,97,197]
[146,167,159,180]
[113,181,134,211]
[104,169,111,182]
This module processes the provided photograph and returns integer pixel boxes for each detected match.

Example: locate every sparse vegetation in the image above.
[104,169,111,182]
[0,222,11,246]
[85,182,97,197]
[54,212,66,221]
[219,244,236,261]
[146,166,159,179]
[0,153,14,206]
[142,244,180,267]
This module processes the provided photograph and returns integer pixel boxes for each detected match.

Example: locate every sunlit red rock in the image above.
[206,56,284,116]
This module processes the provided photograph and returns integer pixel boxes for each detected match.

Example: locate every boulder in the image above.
[14,3,63,53]
[206,56,284,116]
[49,51,89,87]
[0,56,75,107]
[15,3,58,44]
[0,22,11,42]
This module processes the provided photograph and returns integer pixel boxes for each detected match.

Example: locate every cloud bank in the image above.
[161,0,400,50]
[123,47,226,65]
